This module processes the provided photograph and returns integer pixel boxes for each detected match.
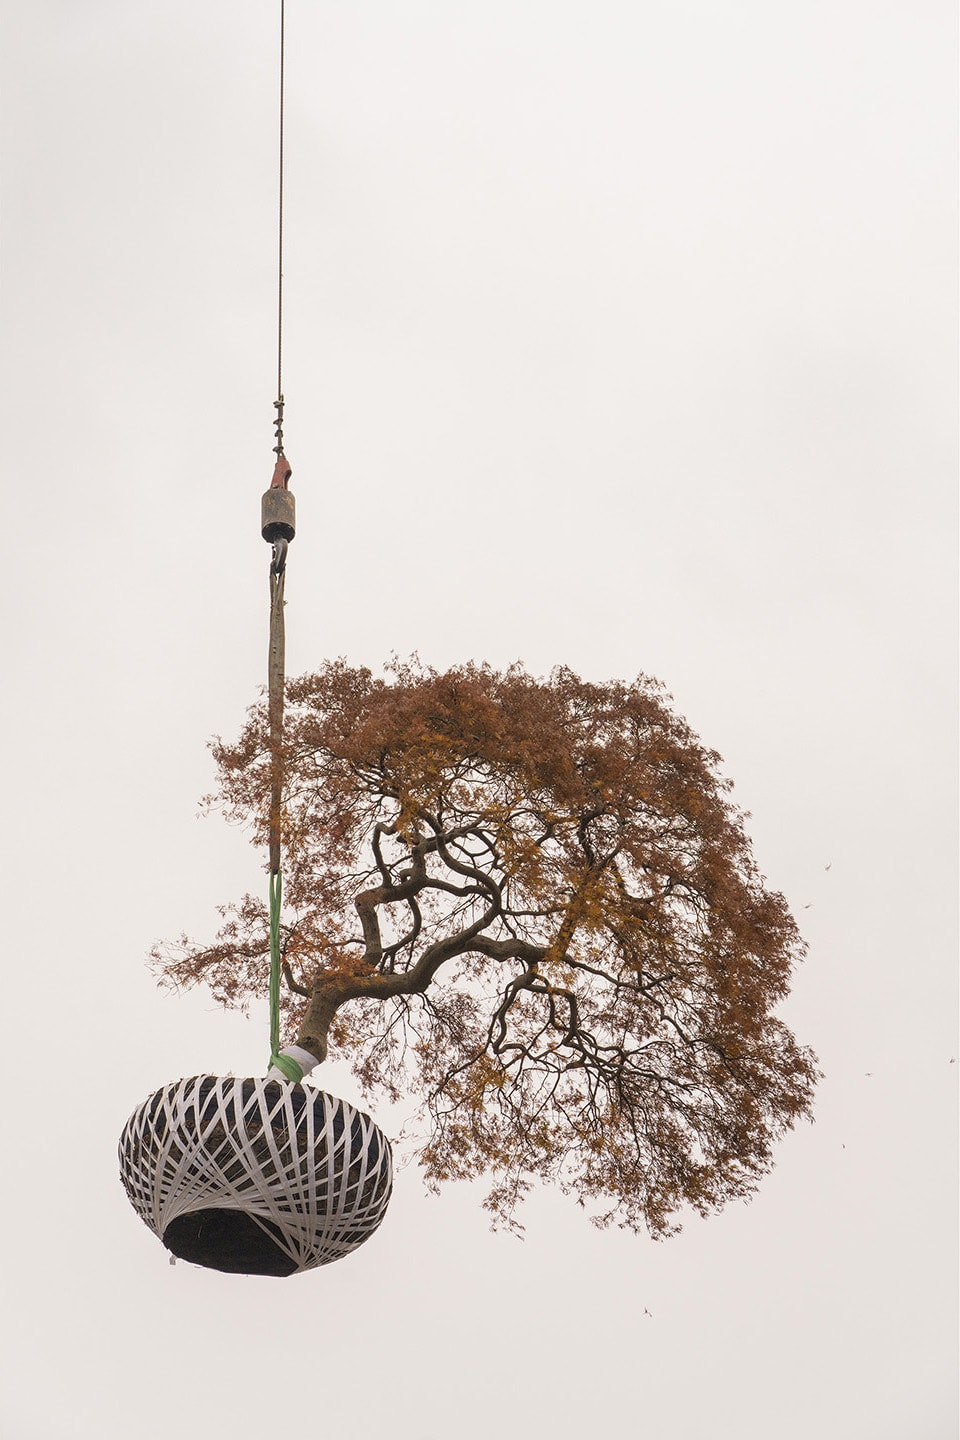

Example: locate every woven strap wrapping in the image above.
[119,1075,393,1275]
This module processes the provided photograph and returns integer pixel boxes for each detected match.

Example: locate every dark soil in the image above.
[163,1208,298,1277]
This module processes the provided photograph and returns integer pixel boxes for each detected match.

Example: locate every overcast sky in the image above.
[1,3,956,1437]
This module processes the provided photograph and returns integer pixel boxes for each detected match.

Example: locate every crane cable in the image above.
[265,0,301,1084]
[274,0,286,460]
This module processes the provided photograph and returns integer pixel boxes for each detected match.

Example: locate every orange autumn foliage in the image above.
[153,659,818,1236]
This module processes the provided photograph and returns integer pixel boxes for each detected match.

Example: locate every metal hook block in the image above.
[262,486,295,543]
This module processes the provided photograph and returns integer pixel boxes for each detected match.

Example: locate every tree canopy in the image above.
[154,659,817,1237]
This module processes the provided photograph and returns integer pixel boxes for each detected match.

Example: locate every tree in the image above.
[153,659,818,1237]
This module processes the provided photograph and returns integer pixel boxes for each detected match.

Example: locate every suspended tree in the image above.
[153,659,817,1237]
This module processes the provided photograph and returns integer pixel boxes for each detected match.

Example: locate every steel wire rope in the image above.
[275,0,286,450]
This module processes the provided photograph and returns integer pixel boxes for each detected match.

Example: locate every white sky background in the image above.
[0,1,956,1436]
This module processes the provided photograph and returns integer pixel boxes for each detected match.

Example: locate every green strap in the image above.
[268,870,302,1081]
[268,869,282,1057]
[271,1051,303,1083]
